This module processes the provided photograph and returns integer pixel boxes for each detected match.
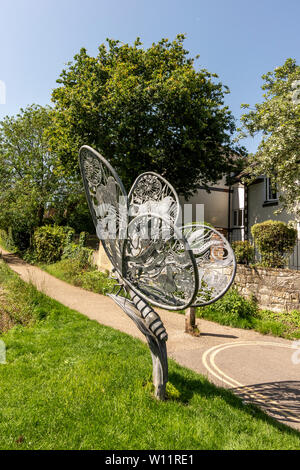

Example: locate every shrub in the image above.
[232,240,255,264]
[33,225,75,263]
[78,231,88,247]
[205,288,258,318]
[0,228,17,252]
[62,242,93,268]
[74,269,116,294]
[11,226,31,251]
[198,288,259,329]
[64,229,74,245]
[61,231,93,268]
[251,220,297,268]
[0,226,32,253]
[0,260,48,329]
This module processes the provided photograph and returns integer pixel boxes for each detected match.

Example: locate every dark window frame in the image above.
[264,177,278,203]
[233,208,244,227]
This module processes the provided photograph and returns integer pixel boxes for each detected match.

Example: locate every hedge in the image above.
[251,220,297,268]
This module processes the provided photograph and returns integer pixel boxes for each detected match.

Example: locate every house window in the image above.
[233,209,244,227]
[265,177,278,202]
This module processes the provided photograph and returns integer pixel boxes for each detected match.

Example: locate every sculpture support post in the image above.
[108,289,168,400]
[185,306,197,334]
[146,335,168,400]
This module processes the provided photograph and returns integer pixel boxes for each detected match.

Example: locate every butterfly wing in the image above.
[182,224,236,306]
[128,172,180,226]
[122,213,199,310]
[79,145,128,275]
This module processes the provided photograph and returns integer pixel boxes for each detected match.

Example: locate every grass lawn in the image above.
[0,260,300,450]
[41,258,116,295]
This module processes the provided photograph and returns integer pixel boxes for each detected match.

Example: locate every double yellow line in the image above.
[202,341,300,424]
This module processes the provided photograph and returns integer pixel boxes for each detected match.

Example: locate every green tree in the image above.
[240,58,300,218]
[50,35,243,197]
[0,105,92,250]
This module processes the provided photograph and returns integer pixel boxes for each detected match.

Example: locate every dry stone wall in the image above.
[234,265,300,312]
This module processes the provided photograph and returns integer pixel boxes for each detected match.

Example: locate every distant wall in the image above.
[234,265,300,312]
[248,182,292,235]
[93,242,112,273]
[179,177,230,229]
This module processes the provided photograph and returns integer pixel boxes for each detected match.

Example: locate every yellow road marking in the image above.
[202,341,300,423]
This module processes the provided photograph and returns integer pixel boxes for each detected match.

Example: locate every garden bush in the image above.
[204,288,258,318]
[78,231,89,247]
[197,288,259,329]
[74,269,116,294]
[62,239,94,268]
[251,220,297,268]
[0,226,31,252]
[33,225,75,263]
[232,240,255,264]
[61,230,93,268]
[0,260,48,329]
[0,228,16,252]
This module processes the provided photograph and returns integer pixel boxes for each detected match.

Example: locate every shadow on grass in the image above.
[168,371,300,437]
[233,380,300,426]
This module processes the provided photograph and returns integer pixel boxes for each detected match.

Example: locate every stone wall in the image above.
[92,242,112,273]
[234,265,300,312]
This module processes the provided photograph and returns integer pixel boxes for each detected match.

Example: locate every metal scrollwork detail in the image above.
[182,224,236,306]
[82,152,103,187]
[129,172,180,224]
[123,214,198,310]
[133,174,162,202]
[79,146,128,274]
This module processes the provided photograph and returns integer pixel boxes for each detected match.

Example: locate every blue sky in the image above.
[0,0,299,153]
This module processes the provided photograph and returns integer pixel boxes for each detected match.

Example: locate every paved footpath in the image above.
[1,248,300,431]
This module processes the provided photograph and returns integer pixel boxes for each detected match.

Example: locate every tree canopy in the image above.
[240,58,300,218]
[0,105,92,249]
[50,35,243,197]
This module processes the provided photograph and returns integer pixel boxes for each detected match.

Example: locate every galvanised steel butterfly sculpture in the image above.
[79,145,236,399]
